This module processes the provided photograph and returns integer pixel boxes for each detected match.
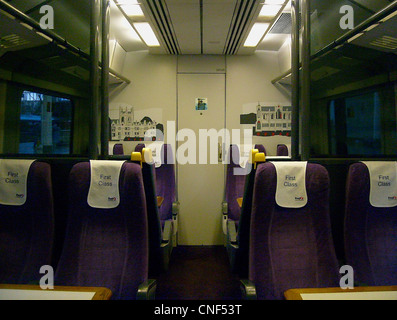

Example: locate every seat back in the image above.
[0,160,54,284]
[226,149,265,276]
[277,144,288,156]
[135,143,146,153]
[224,144,246,222]
[132,149,164,276]
[55,161,148,299]
[344,162,397,286]
[155,144,176,222]
[254,144,266,155]
[249,162,339,299]
[113,143,124,155]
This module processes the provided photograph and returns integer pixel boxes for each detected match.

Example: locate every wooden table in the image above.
[284,286,397,300]
[0,284,112,300]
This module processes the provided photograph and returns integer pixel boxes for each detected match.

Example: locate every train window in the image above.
[19,90,73,155]
[328,85,397,156]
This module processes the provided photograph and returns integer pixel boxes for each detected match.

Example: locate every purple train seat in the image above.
[225,147,266,277]
[254,144,266,156]
[135,143,145,154]
[244,162,339,299]
[0,160,54,284]
[277,144,288,156]
[344,162,397,286]
[223,144,246,227]
[55,161,155,300]
[132,147,174,276]
[155,144,178,232]
[113,143,124,155]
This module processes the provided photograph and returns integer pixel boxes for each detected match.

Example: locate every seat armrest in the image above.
[172,201,179,235]
[162,219,173,243]
[227,219,237,244]
[240,279,257,300]
[136,279,157,300]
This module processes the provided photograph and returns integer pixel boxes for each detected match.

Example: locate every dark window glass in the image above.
[328,85,397,156]
[19,91,73,155]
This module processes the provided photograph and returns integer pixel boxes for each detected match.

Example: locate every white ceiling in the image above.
[114,0,293,55]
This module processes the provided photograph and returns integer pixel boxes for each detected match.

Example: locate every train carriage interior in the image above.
[0,0,396,304]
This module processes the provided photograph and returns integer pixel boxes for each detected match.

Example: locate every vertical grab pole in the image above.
[89,0,100,159]
[101,0,110,158]
[291,0,300,160]
[300,0,311,161]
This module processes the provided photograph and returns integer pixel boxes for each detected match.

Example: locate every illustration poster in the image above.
[109,103,164,141]
[240,103,291,137]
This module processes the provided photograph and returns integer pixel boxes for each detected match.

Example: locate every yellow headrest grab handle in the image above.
[131,152,143,167]
[249,149,259,164]
[254,152,266,169]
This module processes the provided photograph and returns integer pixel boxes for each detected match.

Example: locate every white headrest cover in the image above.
[361,161,397,208]
[0,159,35,206]
[87,160,126,209]
[272,161,308,208]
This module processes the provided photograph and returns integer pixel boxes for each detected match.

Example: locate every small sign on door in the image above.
[195,98,208,111]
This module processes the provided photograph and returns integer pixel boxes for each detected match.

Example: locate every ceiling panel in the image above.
[165,0,201,54]
[202,0,237,54]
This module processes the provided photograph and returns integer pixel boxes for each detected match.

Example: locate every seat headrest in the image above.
[272,161,308,208]
[87,160,126,209]
[361,161,397,208]
[0,159,36,206]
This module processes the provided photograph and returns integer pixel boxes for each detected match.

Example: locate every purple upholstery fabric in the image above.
[225,145,246,222]
[277,144,288,156]
[113,144,124,155]
[254,144,266,156]
[155,144,176,222]
[0,161,54,284]
[249,162,339,299]
[135,144,145,153]
[55,162,148,300]
[344,162,397,286]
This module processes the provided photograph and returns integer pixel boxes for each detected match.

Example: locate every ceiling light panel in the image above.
[120,4,144,16]
[265,0,285,4]
[133,22,160,46]
[244,23,270,47]
[260,5,282,17]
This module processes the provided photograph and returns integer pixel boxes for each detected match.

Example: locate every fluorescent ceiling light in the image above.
[120,4,144,16]
[265,0,285,4]
[133,22,160,46]
[347,33,364,43]
[260,5,282,17]
[364,23,379,32]
[116,0,139,4]
[244,23,270,47]
[380,10,397,22]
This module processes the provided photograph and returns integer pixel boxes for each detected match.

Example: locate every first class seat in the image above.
[0,159,54,285]
[225,148,266,277]
[242,162,339,299]
[132,148,174,276]
[277,144,288,156]
[155,144,178,245]
[113,143,124,155]
[54,161,155,300]
[344,161,397,286]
